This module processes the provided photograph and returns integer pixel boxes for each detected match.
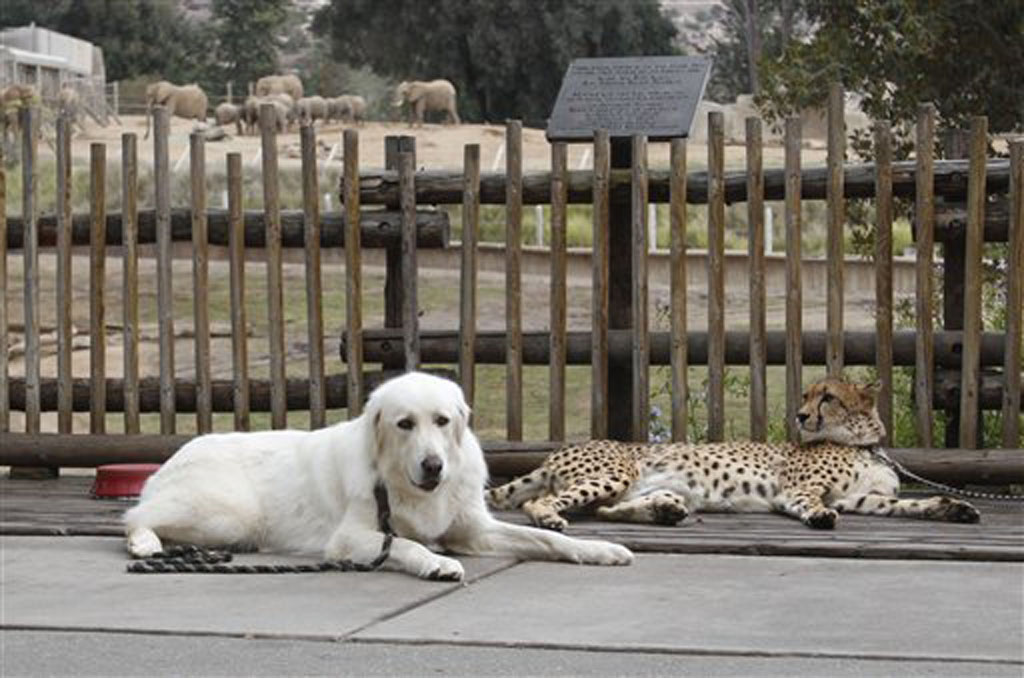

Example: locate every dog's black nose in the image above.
[421,455,443,478]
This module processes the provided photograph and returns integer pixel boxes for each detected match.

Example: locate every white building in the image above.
[0,24,106,110]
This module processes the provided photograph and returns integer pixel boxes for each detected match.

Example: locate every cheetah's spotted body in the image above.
[487,379,981,530]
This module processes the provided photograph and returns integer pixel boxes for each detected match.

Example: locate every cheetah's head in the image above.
[797,378,885,447]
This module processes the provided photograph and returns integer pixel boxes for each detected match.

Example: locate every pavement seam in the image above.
[3,626,1021,667]
[345,636,1024,666]
[335,558,525,641]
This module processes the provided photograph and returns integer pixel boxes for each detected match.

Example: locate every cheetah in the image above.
[487,378,981,530]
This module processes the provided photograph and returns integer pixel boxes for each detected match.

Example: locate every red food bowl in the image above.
[91,463,161,499]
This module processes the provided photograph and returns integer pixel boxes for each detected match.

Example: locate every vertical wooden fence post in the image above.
[153,106,176,434]
[591,130,610,439]
[459,144,481,409]
[874,121,894,445]
[300,125,326,428]
[382,136,415,375]
[631,135,650,442]
[707,111,726,442]
[608,135,635,440]
[940,129,970,448]
[914,104,936,447]
[784,116,803,443]
[122,132,140,434]
[343,129,364,417]
[260,102,287,429]
[56,115,73,433]
[398,150,419,370]
[89,142,107,434]
[549,142,568,441]
[190,132,212,434]
[227,153,250,431]
[1003,140,1023,447]
[826,81,845,377]
[21,106,41,436]
[0,130,7,432]
[669,137,688,442]
[959,116,988,448]
[505,120,523,440]
[746,117,767,440]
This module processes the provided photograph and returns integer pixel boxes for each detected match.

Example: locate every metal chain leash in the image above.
[873,447,1024,502]
[126,536,394,574]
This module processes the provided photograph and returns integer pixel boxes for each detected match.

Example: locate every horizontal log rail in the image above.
[933,369,1023,410]
[5,369,452,413]
[934,196,1010,242]
[351,159,1012,206]
[343,328,1021,371]
[0,433,1019,485]
[5,208,449,250]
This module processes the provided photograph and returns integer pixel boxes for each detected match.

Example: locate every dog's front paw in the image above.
[126,527,163,558]
[420,554,464,581]
[575,539,634,566]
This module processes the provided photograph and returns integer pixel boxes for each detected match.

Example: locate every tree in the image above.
[312,0,678,125]
[0,0,212,85]
[677,0,811,103]
[211,0,289,92]
[757,1,1024,137]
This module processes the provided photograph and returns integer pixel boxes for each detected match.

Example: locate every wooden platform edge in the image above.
[1,433,1021,485]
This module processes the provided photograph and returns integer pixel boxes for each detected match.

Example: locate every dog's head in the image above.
[365,372,471,494]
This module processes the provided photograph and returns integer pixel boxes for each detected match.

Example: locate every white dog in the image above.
[124,372,633,580]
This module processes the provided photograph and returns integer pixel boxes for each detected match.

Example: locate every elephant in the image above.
[244,95,290,134]
[268,93,297,131]
[255,74,303,102]
[1,83,38,139]
[242,96,260,135]
[296,95,328,126]
[392,79,460,126]
[214,102,242,136]
[144,81,208,139]
[333,94,367,124]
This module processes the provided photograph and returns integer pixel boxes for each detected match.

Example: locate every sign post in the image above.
[547,56,710,440]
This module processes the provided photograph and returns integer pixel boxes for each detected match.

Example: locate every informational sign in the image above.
[546,56,712,142]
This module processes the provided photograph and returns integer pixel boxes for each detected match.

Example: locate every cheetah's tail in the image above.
[486,468,550,509]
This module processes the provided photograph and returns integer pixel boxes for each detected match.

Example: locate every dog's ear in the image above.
[453,401,471,448]
[358,392,385,460]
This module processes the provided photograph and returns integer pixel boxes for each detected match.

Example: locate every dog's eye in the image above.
[435,415,450,427]
[821,392,835,403]
[397,418,415,431]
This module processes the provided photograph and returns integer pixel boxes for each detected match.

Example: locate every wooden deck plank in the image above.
[2,477,1020,562]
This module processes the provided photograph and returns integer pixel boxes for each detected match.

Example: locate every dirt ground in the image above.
[58,114,827,173]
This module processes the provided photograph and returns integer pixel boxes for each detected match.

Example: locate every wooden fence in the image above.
[1,89,1022,484]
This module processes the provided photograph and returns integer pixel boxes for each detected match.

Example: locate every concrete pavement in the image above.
[2,536,1022,677]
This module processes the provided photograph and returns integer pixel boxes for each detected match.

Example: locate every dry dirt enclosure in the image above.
[60,114,828,173]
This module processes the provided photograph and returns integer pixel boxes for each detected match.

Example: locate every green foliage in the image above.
[312,0,678,124]
[210,0,289,91]
[757,1,1024,135]
[678,0,811,102]
[291,42,395,115]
